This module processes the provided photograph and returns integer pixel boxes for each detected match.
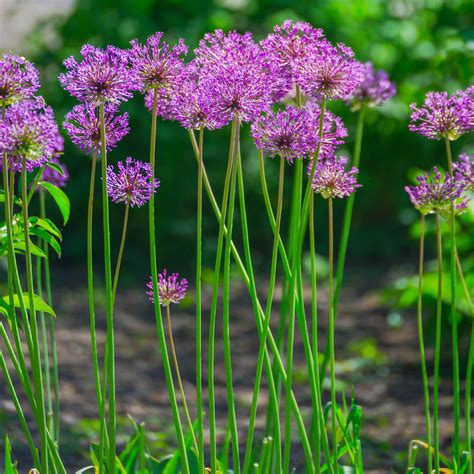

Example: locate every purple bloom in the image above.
[405,167,467,216]
[146,269,188,306]
[0,97,59,172]
[251,106,316,162]
[0,54,40,107]
[409,90,472,141]
[298,42,364,101]
[194,30,273,125]
[59,44,137,106]
[346,61,396,109]
[63,103,130,155]
[129,32,188,93]
[311,155,361,198]
[106,157,159,207]
[454,153,473,191]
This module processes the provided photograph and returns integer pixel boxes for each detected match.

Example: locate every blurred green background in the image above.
[14,0,474,280]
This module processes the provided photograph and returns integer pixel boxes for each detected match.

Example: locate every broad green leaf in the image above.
[13,240,47,258]
[29,216,62,240]
[46,161,66,176]
[29,227,62,257]
[40,181,70,225]
[1,293,56,317]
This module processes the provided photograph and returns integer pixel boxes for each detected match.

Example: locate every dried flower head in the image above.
[409,90,472,141]
[347,61,396,110]
[146,269,188,306]
[0,97,59,172]
[405,167,467,216]
[454,153,473,191]
[63,103,130,155]
[106,157,159,207]
[311,155,361,198]
[59,44,137,106]
[0,54,40,107]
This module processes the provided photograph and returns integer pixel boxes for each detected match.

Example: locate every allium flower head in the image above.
[311,155,361,198]
[63,103,130,155]
[298,42,364,101]
[0,54,40,107]
[347,62,396,110]
[129,32,188,93]
[453,153,473,191]
[146,269,188,306]
[251,106,316,161]
[59,45,137,106]
[106,157,159,207]
[0,97,59,172]
[194,30,273,125]
[409,90,472,141]
[405,167,467,216]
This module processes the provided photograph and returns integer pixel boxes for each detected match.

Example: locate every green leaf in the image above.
[46,161,66,176]
[13,240,47,258]
[39,182,70,225]
[4,435,18,474]
[29,216,62,240]
[1,293,56,317]
[29,227,62,257]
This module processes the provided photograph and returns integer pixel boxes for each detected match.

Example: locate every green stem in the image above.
[148,90,189,474]
[112,199,130,300]
[100,103,116,474]
[444,136,460,466]
[416,215,432,474]
[208,118,237,473]
[195,126,205,473]
[21,158,48,473]
[165,305,199,453]
[434,212,443,474]
[242,155,285,474]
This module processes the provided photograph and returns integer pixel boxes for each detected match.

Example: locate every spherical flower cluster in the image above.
[409,89,473,141]
[311,155,361,198]
[251,106,316,162]
[106,157,159,207]
[454,153,473,191]
[405,167,467,216]
[129,32,188,93]
[63,103,130,155]
[0,54,40,107]
[194,30,273,125]
[298,42,364,101]
[0,97,59,172]
[346,61,396,110]
[146,269,188,306]
[60,45,137,106]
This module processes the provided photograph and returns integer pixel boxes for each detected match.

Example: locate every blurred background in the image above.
[1,0,473,471]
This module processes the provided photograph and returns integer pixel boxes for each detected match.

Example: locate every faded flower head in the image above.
[409,90,473,141]
[405,167,467,216]
[59,44,137,106]
[0,97,59,172]
[63,103,130,155]
[454,153,473,191]
[129,32,188,93]
[311,155,361,198]
[0,54,40,107]
[146,269,188,306]
[298,42,364,101]
[106,157,159,207]
[251,106,316,161]
[347,61,396,109]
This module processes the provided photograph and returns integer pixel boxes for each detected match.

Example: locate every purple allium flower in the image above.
[454,153,473,191]
[306,102,348,159]
[311,155,361,198]
[409,90,472,141]
[129,32,188,93]
[251,106,316,162]
[106,157,159,207]
[346,61,396,109]
[298,42,364,101]
[63,103,130,155]
[0,97,59,172]
[405,167,467,216]
[0,54,40,107]
[59,45,137,106]
[194,30,273,125]
[146,269,188,306]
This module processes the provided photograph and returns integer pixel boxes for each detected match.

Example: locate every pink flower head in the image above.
[146,269,188,306]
